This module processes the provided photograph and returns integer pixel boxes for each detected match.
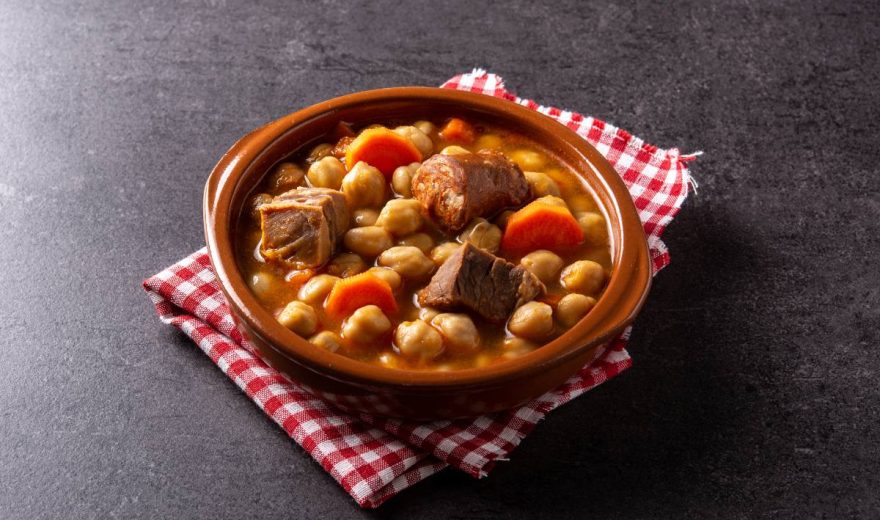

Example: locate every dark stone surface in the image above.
[1,0,878,518]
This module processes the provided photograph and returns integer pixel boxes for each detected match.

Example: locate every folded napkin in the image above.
[143,70,695,508]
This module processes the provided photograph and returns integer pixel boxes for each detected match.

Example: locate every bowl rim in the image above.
[204,86,652,390]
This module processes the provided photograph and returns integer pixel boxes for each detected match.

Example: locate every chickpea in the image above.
[556,294,597,328]
[297,274,340,305]
[343,226,393,258]
[565,194,595,213]
[327,253,367,278]
[502,337,537,359]
[440,145,469,155]
[413,120,436,135]
[458,218,501,253]
[248,193,273,221]
[309,331,343,353]
[284,269,314,284]
[352,208,379,227]
[277,301,318,337]
[248,271,276,300]
[524,171,561,198]
[394,125,434,158]
[377,352,401,369]
[378,246,435,279]
[507,301,554,340]
[536,195,568,208]
[475,134,503,150]
[397,232,433,253]
[576,211,607,246]
[520,250,564,285]
[430,242,460,265]
[494,210,515,230]
[418,306,440,322]
[391,162,420,197]
[342,305,391,343]
[341,161,386,208]
[430,313,480,351]
[510,149,546,171]
[268,162,305,192]
[376,198,423,236]
[307,156,346,190]
[560,260,606,295]
[542,169,569,187]
[394,320,444,361]
[306,143,333,164]
[367,267,402,290]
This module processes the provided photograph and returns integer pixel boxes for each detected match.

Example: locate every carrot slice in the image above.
[324,271,398,318]
[439,118,476,144]
[501,198,584,253]
[344,127,422,178]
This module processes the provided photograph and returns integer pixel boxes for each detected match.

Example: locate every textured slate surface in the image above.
[1,0,878,518]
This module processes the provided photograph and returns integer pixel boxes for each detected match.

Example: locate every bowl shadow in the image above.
[369,202,783,518]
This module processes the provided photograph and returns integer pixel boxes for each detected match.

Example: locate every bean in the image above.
[277,301,318,337]
[507,301,554,340]
[560,260,605,295]
[394,320,444,361]
[342,305,391,343]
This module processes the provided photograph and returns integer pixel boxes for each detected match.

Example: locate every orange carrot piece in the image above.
[344,127,422,178]
[501,199,584,253]
[439,118,476,144]
[324,272,398,318]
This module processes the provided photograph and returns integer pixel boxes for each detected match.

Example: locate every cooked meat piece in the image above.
[418,243,545,323]
[259,187,349,269]
[273,187,348,242]
[411,150,531,233]
[330,136,354,159]
[259,202,331,268]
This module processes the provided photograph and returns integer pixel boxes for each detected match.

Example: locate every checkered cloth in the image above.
[143,70,695,508]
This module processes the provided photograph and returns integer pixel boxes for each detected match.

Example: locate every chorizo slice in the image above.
[411,150,531,233]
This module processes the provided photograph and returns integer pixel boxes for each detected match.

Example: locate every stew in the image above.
[236,117,611,370]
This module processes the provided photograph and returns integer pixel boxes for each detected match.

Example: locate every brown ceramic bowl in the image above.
[204,87,651,420]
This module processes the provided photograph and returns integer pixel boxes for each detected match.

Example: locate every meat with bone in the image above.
[259,187,349,269]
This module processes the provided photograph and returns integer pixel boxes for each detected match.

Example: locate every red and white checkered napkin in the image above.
[143,70,695,508]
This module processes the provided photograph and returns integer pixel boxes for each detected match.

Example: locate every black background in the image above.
[1,1,878,518]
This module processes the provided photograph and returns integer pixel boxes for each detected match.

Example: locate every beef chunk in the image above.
[411,150,531,233]
[273,187,348,242]
[418,243,545,323]
[259,187,349,269]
